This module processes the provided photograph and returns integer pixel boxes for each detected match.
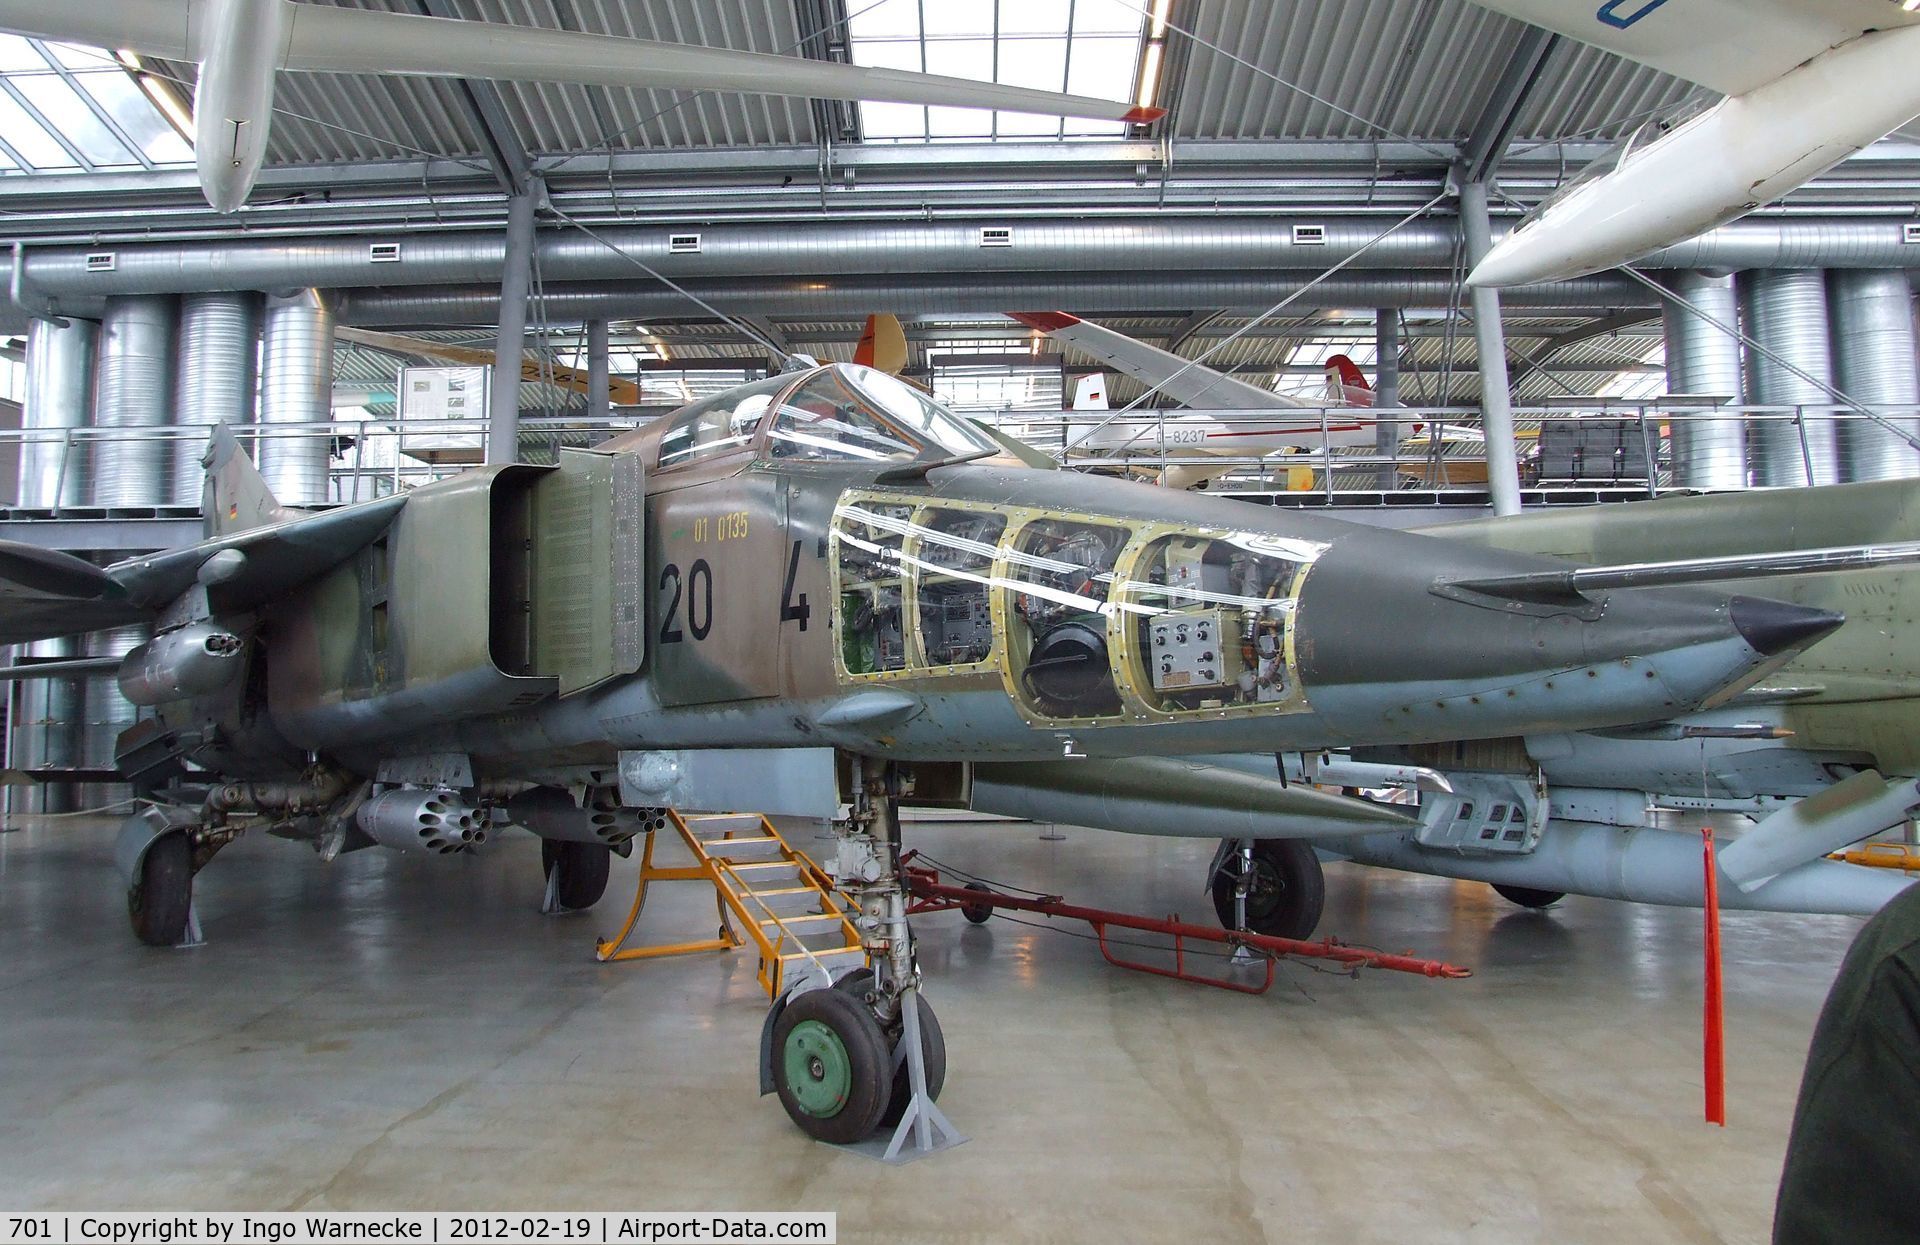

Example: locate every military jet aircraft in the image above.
[0,362,1848,1143]
[980,319,1920,933]
[0,0,1162,214]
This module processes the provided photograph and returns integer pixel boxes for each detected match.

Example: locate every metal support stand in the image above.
[175,902,205,949]
[487,183,540,466]
[1229,842,1258,967]
[856,982,966,1164]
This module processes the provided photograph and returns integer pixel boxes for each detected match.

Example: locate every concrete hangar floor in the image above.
[0,813,1849,1243]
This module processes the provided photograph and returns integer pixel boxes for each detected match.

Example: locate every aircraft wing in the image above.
[1468,0,1920,97]
[0,544,149,647]
[0,495,408,647]
[1008,312,1294,410]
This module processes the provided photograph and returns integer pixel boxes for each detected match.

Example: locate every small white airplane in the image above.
[1465,0,1920,287]
[0,0,1161,214]
[1010,311,1407,490]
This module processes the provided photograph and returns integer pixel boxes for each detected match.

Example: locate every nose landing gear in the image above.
[765,758,964,1161]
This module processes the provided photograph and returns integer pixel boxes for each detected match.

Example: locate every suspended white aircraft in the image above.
[1009,311,1406,489]
[1464,0,1920,287]
[0,0,1162,214]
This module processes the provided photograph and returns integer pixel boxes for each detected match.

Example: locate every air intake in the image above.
[1292,225,1327,246]
[369,242,401,263]
[979,227,1013,248]
[85,253,117,273]
[1905,223,1920,245]
[669,233,702,254]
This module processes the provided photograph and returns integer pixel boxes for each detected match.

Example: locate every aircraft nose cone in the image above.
[1728,596,1845,657]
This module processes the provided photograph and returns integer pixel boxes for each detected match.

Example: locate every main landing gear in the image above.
[766,759,962,1160]
[1211,838,1326,940]
[541,840,613,911]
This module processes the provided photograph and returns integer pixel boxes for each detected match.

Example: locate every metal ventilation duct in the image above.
[81,623,145,807]
[1660,272,1746,489]
[0,218,1913,302]
[19,316,97,508]
[91,295,178,507]
[334,272,1653,327]
[1739,270,1839,487]
[258,290,334,505]
[12,637,81,813]
[1827,269,1920,481]
[172,292,262,506]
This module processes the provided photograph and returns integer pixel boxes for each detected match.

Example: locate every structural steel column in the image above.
[488,187,537,464]
[1373,308,1400,489]
[1457,179,1522,515]
[1660,271,1746,489]
[586,318,611,423]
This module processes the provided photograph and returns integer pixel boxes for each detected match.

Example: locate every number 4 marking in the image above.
[780,539,811,631]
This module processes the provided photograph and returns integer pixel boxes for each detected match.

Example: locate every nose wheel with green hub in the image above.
[772,987,894,1144]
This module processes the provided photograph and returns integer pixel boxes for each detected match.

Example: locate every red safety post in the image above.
[1702,825,1727,1127]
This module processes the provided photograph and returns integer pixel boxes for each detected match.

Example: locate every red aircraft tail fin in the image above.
[853,314,908,375]
[1324,354,1373,407]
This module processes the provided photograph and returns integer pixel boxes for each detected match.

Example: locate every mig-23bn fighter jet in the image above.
[0,362,1848,1143]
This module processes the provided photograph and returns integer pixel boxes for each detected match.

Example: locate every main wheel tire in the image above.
[1211,839,1326,941]
[1492,883,1565,910]
[129,832,192,947]
[832,970,947,1128]
[960,880,993,925]
[772,987,893,1144]
[542,840,611,910]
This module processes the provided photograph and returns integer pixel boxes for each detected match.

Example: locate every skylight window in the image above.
[0,35,192,173]
[848,0,1146,143]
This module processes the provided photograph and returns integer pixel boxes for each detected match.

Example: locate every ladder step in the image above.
[779,946,866,961]
[760,912,845,927]
[698,835,782,847]
[736,885,817,898]
[720,861,800,872]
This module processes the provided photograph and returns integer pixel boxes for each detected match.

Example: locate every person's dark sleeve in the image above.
[1775,884,1920,1245]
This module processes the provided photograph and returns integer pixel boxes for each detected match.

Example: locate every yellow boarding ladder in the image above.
[596,810,867,998]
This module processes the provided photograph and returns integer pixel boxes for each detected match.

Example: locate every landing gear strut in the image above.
[768,758,963,1160]
[1212,838,1326,940]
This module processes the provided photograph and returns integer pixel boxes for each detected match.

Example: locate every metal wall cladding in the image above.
[1740,270,1839,487]
[258,290,336,505]
[80,624,146,807]
[173,292,262,506]
[1661,271,1746,489]
[1827,269,1920,481]
[91,295,179,507]
[19,316,97,508]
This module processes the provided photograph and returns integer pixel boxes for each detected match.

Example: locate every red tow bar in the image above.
[902,855,1471,994]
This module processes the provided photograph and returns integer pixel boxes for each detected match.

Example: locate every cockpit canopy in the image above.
[656,363,998,469]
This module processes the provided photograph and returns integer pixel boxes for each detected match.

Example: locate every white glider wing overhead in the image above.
[1468,0,1918,96]
[1463,0,1920,286]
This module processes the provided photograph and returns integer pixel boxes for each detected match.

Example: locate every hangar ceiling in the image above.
[0,0,1915,410]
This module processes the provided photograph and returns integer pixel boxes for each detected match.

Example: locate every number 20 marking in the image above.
[657,559,713,644]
